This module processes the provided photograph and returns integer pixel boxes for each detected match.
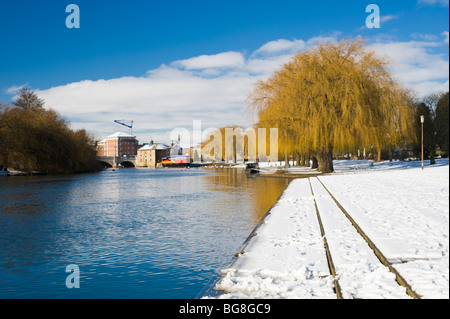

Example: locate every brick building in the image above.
[97,132,139,157]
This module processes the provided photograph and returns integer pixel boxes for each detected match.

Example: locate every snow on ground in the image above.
[210,159,449,299]
[320,159,449,299]
[213,179,335,299]
[310,177,410,299]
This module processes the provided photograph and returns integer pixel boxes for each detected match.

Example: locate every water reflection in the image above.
[0,168,290,298]
[203,168,290,223]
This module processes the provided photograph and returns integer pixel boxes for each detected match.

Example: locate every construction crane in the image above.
[114,120,134,134]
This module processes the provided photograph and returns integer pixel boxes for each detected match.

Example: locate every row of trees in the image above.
[414,92,449,164]
[242,39,447,173]
[0,88,101,174]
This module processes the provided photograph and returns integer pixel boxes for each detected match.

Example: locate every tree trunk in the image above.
[317,148,334,173]
[285,146,288,168]
[295,153,301,166]
[305,154,310,168]
[377,148,382,163]
[430,149,436,165]
[311,156,318,169]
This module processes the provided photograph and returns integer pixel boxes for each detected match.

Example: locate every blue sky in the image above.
[0,0,448,142]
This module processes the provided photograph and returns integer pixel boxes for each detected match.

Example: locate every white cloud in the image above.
[245,55,291,75]
[255,39,306,55]
[6,83,28,95]
[33,34,449,143]
[411,33,440,41]
[380,14,399,23]
[443,31,449,44]
[410,79,449,96]
[369,40,449,95]
[171,51,245,70]
[305,33,340,47]
[37,66,257,143]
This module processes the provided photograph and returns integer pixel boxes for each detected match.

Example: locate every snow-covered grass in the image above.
[209,159,449,299]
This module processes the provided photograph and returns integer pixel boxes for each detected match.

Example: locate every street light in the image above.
[421,115,425,170]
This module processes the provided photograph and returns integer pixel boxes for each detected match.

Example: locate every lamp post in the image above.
[421,115,425,170]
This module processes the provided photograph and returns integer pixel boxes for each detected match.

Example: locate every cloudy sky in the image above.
[1,0,448,144]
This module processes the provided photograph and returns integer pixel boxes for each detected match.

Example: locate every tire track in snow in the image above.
[210,178,336,299]
[313,177,420,299]
[308,178,343,299]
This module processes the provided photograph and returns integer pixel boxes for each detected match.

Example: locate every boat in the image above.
[0,166,9,177]
[161,156,190,168]
[245,162,260,174]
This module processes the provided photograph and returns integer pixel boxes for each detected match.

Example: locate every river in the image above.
[0,168,290,299]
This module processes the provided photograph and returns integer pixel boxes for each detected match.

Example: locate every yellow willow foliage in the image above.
[246,39,416,158]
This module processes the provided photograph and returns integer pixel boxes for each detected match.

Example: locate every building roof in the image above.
[107,131,136,139]
[155,143,170,150]
[138,143,170,151]
[138,145,152,151]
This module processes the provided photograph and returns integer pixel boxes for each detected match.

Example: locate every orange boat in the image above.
[161,156,190,168]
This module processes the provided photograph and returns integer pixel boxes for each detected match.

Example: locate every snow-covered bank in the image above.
[213,179,336,299]
[210,159,449,299]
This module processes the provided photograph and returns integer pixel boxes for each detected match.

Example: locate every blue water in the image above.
[0,168,289,299]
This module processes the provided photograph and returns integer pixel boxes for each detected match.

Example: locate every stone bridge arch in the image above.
[97,156,136,168]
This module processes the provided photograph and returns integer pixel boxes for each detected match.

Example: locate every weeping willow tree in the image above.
[247,39,416,173]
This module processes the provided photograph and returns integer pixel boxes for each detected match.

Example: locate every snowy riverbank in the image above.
[209,159,449,299]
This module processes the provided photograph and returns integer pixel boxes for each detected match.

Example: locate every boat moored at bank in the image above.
[161,156,190,168]
[245,162,260,174]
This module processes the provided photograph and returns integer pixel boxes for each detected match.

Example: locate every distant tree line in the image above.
[0,88,102,174]
[413,92,449,165]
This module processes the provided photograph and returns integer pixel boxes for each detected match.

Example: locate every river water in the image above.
[0,168,290,299]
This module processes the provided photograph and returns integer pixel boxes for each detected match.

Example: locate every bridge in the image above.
[97,156,136,168]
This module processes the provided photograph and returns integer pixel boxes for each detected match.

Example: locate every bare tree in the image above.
[14,87,45,110]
